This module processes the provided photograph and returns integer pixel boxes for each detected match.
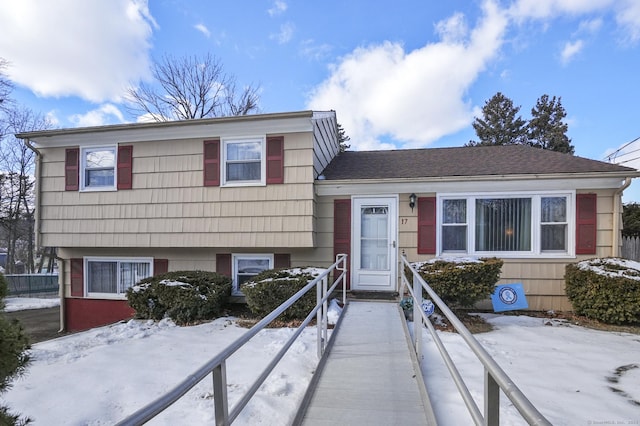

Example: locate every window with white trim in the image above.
[81,146,116,190]
[439,193,572,257]
[85,257,152,298]
[232,254,273,295]
[222,137,265,186]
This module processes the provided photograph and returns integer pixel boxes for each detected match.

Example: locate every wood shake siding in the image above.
[38,133,317,248]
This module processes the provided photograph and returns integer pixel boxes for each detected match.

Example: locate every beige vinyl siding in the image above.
[39,132,317,248]
[398,189,620,312]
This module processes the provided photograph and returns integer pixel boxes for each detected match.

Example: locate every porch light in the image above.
[409,193,417,211]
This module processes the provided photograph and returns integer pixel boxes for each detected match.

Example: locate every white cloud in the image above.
[615,0,640,44]
[0,0,156,103]
[268,0,287,17]
[509,0,640,45]
[271,22,295,44]
[560,39,584,64]
[69,103,126,127]
[434,12,468,44]
[306,0,508,150]
[299,40,333,61]
[577,18,603,35]
[194,23,211,38]
[508,0,613,21]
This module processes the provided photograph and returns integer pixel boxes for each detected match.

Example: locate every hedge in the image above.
[126,270,232,325]
[410,257,503,308]
[242,267,325,321]
[565,258,640,324]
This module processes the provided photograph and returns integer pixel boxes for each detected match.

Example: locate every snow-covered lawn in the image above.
[2,299,639,425]
[3,297,60,312]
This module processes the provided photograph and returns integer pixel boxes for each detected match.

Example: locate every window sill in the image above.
[440,253,575,259]
[80,187,117,192]
[222,181,266,188]
[85,293,128,300]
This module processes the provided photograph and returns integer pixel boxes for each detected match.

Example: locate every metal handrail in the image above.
[117,254,348,426]
[400,255,551,426]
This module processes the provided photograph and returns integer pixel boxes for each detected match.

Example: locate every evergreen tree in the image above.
[337,122,350,152]
[467,92,527,146]
[527,94,574,154]
[622,203,640,238]
[0,272,31,425]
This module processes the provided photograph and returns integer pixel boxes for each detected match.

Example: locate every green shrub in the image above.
[0,272,7,309]
[0,271,31,425]
[565,258,640,325]
[242,267,325,321]
[126,270,232,325]
[411,258,503,308]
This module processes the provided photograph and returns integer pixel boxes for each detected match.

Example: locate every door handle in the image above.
[392,241,396,248]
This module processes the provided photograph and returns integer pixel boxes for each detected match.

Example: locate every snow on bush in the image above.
[566,258,640,324]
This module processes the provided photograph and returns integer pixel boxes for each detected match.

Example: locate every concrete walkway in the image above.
[297,300,437,425]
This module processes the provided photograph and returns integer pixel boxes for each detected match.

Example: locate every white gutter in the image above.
[24,138,65,332]
[612,177,633,257]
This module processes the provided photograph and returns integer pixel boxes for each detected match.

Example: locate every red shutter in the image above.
[274,253,291,268]
[204,139,220,187]
[576,193,597,254]
[417,197,437,254]
[65,148,80,191]
[266,136,284,184]
[216,253,232,277]
[117,145,133,190]
[153,259,168,275]
[334,199,351,288]
[70,258,84,297]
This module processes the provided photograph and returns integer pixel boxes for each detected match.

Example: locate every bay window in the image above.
[439,193,572,256]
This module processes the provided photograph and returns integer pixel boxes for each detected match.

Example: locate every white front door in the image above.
[352,197,397,292]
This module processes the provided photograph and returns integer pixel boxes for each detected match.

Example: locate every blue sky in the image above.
[1,0,640,199]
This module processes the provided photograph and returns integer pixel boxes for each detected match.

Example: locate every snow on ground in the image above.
[2,300,639,425]
[418,314,640,425]
[3,296,60,312]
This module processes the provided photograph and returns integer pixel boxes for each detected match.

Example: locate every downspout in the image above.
[24,138,65,332]
[612,177,633,257]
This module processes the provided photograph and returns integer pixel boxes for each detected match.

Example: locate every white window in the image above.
[222,137,265,186]
[85,257,153,298]
[438,193,573,257]
[81,146,116,190]
[232,254,273,295]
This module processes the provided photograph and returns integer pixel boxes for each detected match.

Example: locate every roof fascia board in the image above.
[315,175,635,196]
[18,111,317,148]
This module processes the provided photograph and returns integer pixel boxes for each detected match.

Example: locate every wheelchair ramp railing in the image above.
[401,254,551,426]
[116,254,347,426]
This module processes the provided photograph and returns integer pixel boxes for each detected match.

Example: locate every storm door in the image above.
[351,197,397,291]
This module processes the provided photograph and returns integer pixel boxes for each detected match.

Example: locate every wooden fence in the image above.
[621,236,640,261]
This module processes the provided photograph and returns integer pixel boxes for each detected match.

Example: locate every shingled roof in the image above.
[319,144,637,180]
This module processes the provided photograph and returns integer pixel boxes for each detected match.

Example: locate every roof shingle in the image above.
[320,145,636,180]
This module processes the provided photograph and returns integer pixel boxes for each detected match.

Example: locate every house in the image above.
[18,110,640,331]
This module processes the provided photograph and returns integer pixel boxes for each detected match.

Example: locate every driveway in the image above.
[2,306,67,344]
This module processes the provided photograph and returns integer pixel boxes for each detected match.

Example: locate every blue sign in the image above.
[421,300,435,317]
[491,283,528,312]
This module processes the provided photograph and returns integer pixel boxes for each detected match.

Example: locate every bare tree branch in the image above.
[126,53,260,122]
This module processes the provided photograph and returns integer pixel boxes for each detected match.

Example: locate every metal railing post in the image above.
[317,278,323,359]
[322,275,328,355]
[412,270,422,360]
[485,369,500,426]
[213,361,228,426]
